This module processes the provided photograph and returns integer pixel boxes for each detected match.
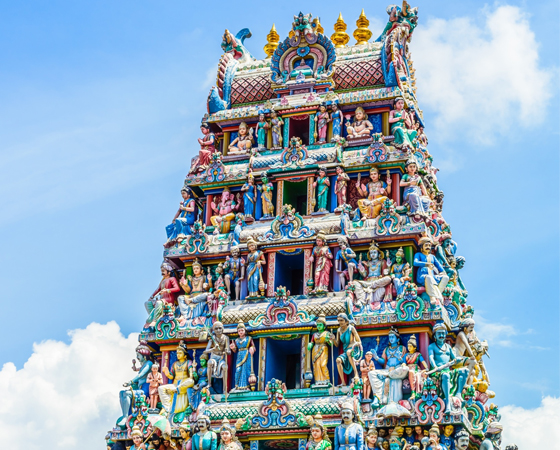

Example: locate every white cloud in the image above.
[501,396,560,448]
[475,314,548,350]
[412,5,555,145]
[0,322,138,450]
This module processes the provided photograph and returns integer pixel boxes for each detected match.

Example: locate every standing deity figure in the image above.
[306,414,332,450]
[405,336,428,400]
[159,341,196,423]
[192,415,218,450]
[144,262,180,330]
[331,103,342,140]
[334,166,350,210]
[368,327,409,405]
[313,166,330,212]
[309,232,333,293]
[334,401,364,450]
[117,340,153,428]
[190,122,216,174]
[315,104,331,144]
[258,172,274,218]
[400,159,430,215]
[334,313,362,386]
[270,111,284,148]
[130,425,146,450]
[360,351,375,401]
[229,322,255,392]
[189,353,209,412]
[245,237,266,298]
[178,259,213,328]
[228,122,254,154]
[218,419,243,450]
[355,241,393,313]
[480,423,503,450]
[146,363,163,410]
[224,246,245,301]
[413,237,449,306]
[335,236,358,291]
[256,113,269,148]
[345,106,373,139]
[307,314,335,386]
[454,429,470,450]
[428,323,470,413]
[179,421,192,450]
[211,188,239,234]
[453,317,478,384]
[440,425,455,450]
[203,321,231,394]
[389,97,417,150]
[166,187,197,245]
[240,173,257,219]
[356,167,392,220]
[389,247,412,298]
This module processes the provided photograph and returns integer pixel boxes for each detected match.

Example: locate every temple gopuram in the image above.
[107,3,511,450]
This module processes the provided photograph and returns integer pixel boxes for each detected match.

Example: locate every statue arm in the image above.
[413,253,428,268]
[428,345,436,369]
[132,361,153,384]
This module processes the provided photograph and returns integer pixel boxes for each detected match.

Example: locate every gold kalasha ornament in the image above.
[264,24,280,58]
[331,13,350,48]
[353,9,372,45]
[313,16,324,34]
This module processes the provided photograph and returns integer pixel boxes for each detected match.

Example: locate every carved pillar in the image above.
[258,338,267,391]
[276,179,284,214]
[283,117,290,145]
[266,252,276,296]
[222,131,230,155]
[382,111,390,136]
[309,113,316,145]
[391,172,401,206]
[306,177,314,215]
[303,248,313,294]
[419,332,430,369]
[301,334,310,388]
[161,350,170,384]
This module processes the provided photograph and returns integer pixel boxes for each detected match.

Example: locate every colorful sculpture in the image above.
[309,232,333,293]
[130,425,145,450]
[389,247,411,298]
[334,313,362,386]
[146,363,163,410]
[314,104,331,144]
[240,173,257,219]
[360,351,375,401]
[335,236,358,290]
[211,188,239,234]
[192,415,218,450]
[334,166,350,210]
[218,419,242,450]
[331,103,342,140]
[178,259,212,328]
[166,188,197,245]
[356,167,392,220]
[306,414,332,450]
[256,113,269,148]
[144,262,180,330]
[389,97,417,150]
[224,246,245,301]
[454,429,470,450]
[229,322,256,392]
[307,314,334,387]
[202,321,231,394]
[414,237,449,306]
[405,335,428,399]
[400,159,430,215]
[190,123,216,174]
[228,122,254,154]
[270,111,284,148]
[345,107,373,139]
[258,172,274,218]
[365,427,378,450]
[353,241,393,313]
[245,237,266,298]
[334,401,364,450]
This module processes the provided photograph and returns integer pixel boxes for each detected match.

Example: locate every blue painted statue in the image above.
[334,401,364,450]
[165,187,196,246]
[414,236,449,306]
[229,322,256,392]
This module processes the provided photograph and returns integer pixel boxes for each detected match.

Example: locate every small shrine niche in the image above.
[288,114,310,145]
[265,337,303,390]
[275,251,305,296]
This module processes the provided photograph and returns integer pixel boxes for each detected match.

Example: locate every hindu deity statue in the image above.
[245,237,266,298]
[192,415,218,450]
[130,425,146,450]
[334,166,350,210]
[400,159,430,215]
[405,335,427,400]
[334,313,362,386]
[224,246,245,301]
[190,123,216,174]
[309,232,333,293]
[389,247,411,298]
[228,122,254,154]
[178,259,213,328]
[179,421,192,450]
[117,340,153,428]
[306,414,332,450]
[307,314,335,387]
[356,167,392,220]
[331,103,342,140]
[229,322,255,392]
[453,317,478,384]
[368,327,409,405]
[144,262,180,330]
[240,173,256,219]
[413,237,449,306]
[314,104,331,144]
[425,424,445,450]
[480,423,503,450]
[354,241,393,313]
[210,188,240,234]
[159,341,196,423]
[440,425,455,450]
[360,351,375,401]
[165,187,197,246]
[146,363,163,410]
[454,429,470,450]
[403,427,415,446]
[313,166,330,212]
[389,97,417,150]
[365,427,378,450]
[345,106,373,139]
[334,401,364,450]
[217,419,242,450]
[270,110,284,148]
[189,353,208,412]
[202,321,231,394]
[257,172,274,218]
[255,113,269,148]
[335,236,358,290]
[428,323,470,413]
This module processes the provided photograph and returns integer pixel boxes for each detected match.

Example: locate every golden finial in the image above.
[288,28,295,39]
[353,9,372,45]
[264,24,280,58]
[313,17,324,34]
[331,13,350,48]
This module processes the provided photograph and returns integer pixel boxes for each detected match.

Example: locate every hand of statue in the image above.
[249,346,255,355]
[229,342,236,351]
[163,366,171,378]
[357,173,361,184]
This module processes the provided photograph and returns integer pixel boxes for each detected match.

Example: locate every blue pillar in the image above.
[283,117,290,146]
[309,113,316,145]
[329,175,337,211]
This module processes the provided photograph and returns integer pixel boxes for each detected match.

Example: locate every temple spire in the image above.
[313,16,324,34]
[331,12,350,48]
[353,9,372,45]
[264,24,280,58]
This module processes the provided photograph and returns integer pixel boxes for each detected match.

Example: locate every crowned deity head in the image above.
[237,322,247,338]
[238,122,249,136]
[315,231,327,247]
[366,427,378,447]
[219,418,237,444]
[315,314,327,333]
[388,327,401,346]
[307,414,328,443]
[394,97,405,111]
[131,425,143,445]
[247,237,258,252]
[176,340,188,361]
[191,258,204,276]
[369,166,380,182]
[405,158,418,175]
[354,106,368,121]
[395,247,405,264]
[368,241,383,261]
[179,420,191,440]
[181,187,192,200]
[200,122,211,135]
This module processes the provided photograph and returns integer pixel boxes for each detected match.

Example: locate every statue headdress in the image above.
[418,236,434,247]
[316,314,327,327]
[316,231,328,243]
[192,258,203,270]
[395,246,405,258]
[219,418,236,435]
[237,322,247,331]
[161,261,174,272]
[407,335,417,349]
[405,157,418,167]
[131,425,142,438]
[433,322,447,333]
[368,240,384,260]
[246,237,259,248]
[388,326,400,341]
[367,426,378,436]
[429,424,440,436]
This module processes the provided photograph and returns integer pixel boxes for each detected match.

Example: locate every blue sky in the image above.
[0,0,558,439]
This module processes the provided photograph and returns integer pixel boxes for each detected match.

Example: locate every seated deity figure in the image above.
[368,327,409,405]
[178,259,213,328]
[389,97,417,150]
[354,241,393,313]
[356,167,392,220]
[389,248,412,298]
[228,122,254,154]
[345,106,374,139]
[400,159,431,216]
[117,340,153,428]
[413,237,449,306]
[335,236,358,291]
[224,246,245,301]
[165,188,197,246]
[202,321,231,394]
[159,340,196,423]
[144,262,181,330]
[190,122,216,174]
[453,317,478,384]
[211,188,240,234]
[428,323,470,413]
